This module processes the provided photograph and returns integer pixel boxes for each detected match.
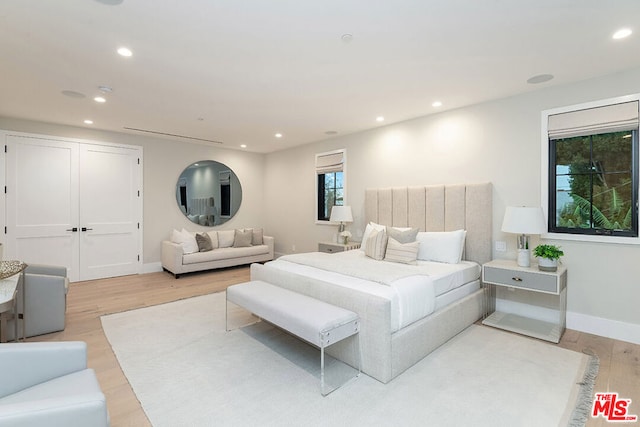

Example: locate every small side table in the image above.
[482,259,567,343]
[318,241,361,254]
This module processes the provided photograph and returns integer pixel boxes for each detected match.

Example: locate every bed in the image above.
[250,183,492,383]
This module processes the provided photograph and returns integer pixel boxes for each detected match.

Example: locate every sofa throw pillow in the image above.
[386,226,419,244]
[233,228,253,247]
[218,230,235,248]
[384,237,419,265]
[250,228,264,245]
[364,228,387,260]
[179,228,199,254]
[416,229,467,264]
[206,231,219,249]
[195,232,213,252]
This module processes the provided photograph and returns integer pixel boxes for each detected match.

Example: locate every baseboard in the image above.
[142,262,163,274]
[567,311,640,345]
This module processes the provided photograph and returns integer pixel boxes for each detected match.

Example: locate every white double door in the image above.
[5,135,142,282]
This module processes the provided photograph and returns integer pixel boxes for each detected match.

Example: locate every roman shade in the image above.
[315,150,345,174]
[548,100,639,139]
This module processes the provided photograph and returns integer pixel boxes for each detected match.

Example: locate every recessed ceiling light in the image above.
[275,133,283,138]
[94,96,106,103]
[98,85,113,93]
[84,119,94,125]
[376,116,384,122]
[61,90,86,99]
[527,74,554,84]
[240,144,247,148]
[432,101,443,107]
[117,47,133,57]
[613,28,632,40]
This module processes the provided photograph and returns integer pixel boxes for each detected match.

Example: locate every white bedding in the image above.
[266,251,480,332]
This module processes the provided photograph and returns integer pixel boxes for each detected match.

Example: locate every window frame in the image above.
[541,94,640,244]
[315,149,346,224]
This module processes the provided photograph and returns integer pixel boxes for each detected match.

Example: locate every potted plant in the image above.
[533,244,564,271]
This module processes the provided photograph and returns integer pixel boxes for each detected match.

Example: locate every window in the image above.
[316,149,346,222]
[543,96,640,242]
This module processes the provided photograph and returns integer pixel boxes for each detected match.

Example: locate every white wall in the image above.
[0,117,267,268]
[264,67,640,344]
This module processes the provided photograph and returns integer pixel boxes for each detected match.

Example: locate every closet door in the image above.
[5,133,142,282]
[78,144,141,280]
[5,136,80,279]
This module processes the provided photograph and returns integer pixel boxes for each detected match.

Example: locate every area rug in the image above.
[101,292,598,427]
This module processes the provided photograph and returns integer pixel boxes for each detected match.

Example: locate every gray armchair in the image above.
[6,264,68,340]
[0,341,109,426]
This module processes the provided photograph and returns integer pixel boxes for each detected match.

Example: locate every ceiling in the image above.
[1,1,639,153]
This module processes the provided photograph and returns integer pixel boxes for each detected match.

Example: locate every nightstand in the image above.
[318,241,361,253]
[482,259,567,343]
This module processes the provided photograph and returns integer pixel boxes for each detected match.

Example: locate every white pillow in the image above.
[364,228,387,260]
[170,228,198,254]
[360,222,386,252]
[206,230,219,249]
[218,229,235,248]
[384,237,419,265]
[416,229,467,264]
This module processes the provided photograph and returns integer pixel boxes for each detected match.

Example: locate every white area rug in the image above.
[101,292,596,427]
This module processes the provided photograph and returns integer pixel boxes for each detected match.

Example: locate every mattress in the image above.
[265,251,480,332]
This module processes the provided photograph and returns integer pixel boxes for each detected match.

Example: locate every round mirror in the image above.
[175,160,242,226]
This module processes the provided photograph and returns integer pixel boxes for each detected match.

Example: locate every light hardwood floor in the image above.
[31,266,639,427]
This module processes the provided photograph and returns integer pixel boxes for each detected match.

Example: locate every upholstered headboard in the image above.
[364,183,492,265]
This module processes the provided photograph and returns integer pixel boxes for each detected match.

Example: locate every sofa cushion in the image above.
[182,245,269,265]
[249,228,264,245]
[233,229,253,247]
[170,229,198,254]
[218,230,235,248]
[206,231,219,249]
[195,232,213,252]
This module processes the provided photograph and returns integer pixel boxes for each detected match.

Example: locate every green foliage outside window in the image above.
[552,130,637,236]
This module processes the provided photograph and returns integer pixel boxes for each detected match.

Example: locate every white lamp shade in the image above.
[329,205,353,223]
[501,206,546,234]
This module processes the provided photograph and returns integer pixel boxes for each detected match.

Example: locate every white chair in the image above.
[0,341,109,426]
[6,264,68,340]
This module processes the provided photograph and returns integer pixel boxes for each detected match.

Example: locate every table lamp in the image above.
[330,206,353,243]
[501,206,546,267]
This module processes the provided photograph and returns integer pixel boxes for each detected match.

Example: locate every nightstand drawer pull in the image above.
[512,277,523,282]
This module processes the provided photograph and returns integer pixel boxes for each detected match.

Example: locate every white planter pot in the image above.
[537,257,558,272]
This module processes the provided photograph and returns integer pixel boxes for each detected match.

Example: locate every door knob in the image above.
[81,227,93,232]
[66,227,78,232]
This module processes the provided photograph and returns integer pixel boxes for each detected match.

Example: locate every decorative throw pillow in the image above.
[386,226,419,244]
[176,228,198,254]
[360,222,386,253]
[364,228,387,260]
[250,228,264,245]
[384,237,419,265]
[206,231,219,249]
[218,230,235,248]
[233,228,253,247]
[195,232,213,252]
[416,229,467,264]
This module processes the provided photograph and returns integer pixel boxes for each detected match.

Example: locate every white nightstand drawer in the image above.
[483,266,559,294]
[318,242,361,253]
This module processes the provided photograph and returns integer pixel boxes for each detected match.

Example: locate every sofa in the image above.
[0,341,109,427]
[162,227,274,278]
